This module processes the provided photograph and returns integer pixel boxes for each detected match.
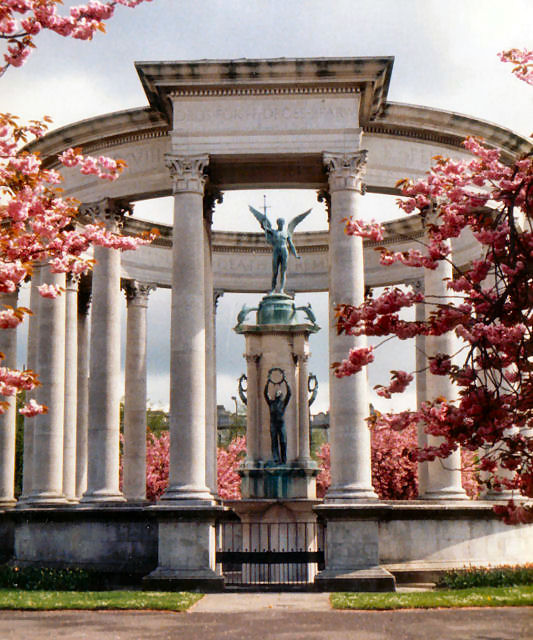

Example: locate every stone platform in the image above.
[1,500,531,591]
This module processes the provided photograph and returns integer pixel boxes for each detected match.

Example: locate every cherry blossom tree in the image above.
[316,431,480,501]
[334,50,533,523]
[143,431,247,501]
[0,0,155,415]
[1,0,153,76]
[216,435,246,500]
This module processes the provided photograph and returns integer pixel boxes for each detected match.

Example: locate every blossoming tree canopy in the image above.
[0,0,156,416]
[0,0,153,75]
[334,50,533,523]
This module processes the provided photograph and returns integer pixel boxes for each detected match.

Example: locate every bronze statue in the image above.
[264,368,291,464]
[249,204,311,294]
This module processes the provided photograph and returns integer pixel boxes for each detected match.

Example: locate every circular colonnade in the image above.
[0,58,531,588]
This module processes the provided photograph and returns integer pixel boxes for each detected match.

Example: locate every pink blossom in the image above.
[19,398,47,417]
[375,370,413,398]
[344,218,384,241]
[334,346,374,377]
[38,283,63,298]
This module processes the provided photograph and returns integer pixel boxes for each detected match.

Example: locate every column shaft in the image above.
[63,275,79,501]
[75,296,90,499]
[297,348,312,463]
[20,266,41,501]
[0,289,19,506]
[82,199,127,503]
[244,353,260,465]
[204,221,216,494]
[123,281,152,502]
[163,154,212,502]
[413,280,429,497]
[29,267,67,504]
[324,152,377,501]
[423,250,466,499]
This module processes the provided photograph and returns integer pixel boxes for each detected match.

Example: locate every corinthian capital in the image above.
[165,153,209,195]
[323,151,368,193]
[79,198,133,232]
[122,280,156,307]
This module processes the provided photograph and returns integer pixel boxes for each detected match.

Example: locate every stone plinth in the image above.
[143,506,225,592]
[235,294,319,500]
[240,465,318,500]
[314,504,396,592]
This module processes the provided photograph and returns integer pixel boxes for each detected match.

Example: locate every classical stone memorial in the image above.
[0,56,532,591]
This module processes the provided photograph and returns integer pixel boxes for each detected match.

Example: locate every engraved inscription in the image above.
[172,96,359,133]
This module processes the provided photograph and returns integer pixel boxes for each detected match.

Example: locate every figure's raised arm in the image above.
[283,379,291,408]
[264,379,272,405]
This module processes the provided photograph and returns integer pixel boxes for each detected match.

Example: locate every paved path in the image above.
[193,592,332,612]
[0,596,531,640]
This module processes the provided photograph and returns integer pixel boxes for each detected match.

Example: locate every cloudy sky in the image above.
[6,0,532,413]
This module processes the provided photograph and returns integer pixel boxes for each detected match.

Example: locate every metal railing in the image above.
[216,521,325,588]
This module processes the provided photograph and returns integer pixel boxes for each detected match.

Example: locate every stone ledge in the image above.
[315,567,396,592]
[143,569,224,593]
[314,500,518,521]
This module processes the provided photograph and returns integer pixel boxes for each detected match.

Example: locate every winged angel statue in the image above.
[249,205,311,294]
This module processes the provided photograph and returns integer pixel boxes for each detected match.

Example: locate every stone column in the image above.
[63,274,79,502]
[411,279,429,497]
[19,266,42,502]
[122,280,154,502]
[28,266,67,504]
[296,343,312,464]
[203,190,221,496]
[162,154,213,503]
[75,283,91,499]
[0,288,19,507]
[323,151,377,501]
[422,246,466,499]
[81,199,129,504]
[243,351,261,467]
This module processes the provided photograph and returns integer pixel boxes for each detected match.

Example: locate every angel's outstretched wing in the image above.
[249,205,272,232]
[287,209,312,236]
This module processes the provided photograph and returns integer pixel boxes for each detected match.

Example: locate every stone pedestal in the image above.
[314,504,396,592]
[235,294,319,500]
[143,506,225,592]
[224,499,322,585]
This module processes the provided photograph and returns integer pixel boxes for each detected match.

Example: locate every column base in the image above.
[143,567,224,592]
[315,567,396,592]
[25,492,68,506]
[482,490,515,500]
[159,484,216,506]
[0,498,17,508]
[421,487,467,500]
[325,484,378,502]
[80,490,126,504]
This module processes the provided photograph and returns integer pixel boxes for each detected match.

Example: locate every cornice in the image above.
[169,85,361,97]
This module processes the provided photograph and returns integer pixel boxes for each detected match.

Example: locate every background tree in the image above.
[334,50,532,523]
[0,0,155,415]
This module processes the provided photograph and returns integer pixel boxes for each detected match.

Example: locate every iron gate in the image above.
[216,521,325,589]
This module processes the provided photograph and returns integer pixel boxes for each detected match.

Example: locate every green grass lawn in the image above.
[0,589,203,611]
[331,585,533,610]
